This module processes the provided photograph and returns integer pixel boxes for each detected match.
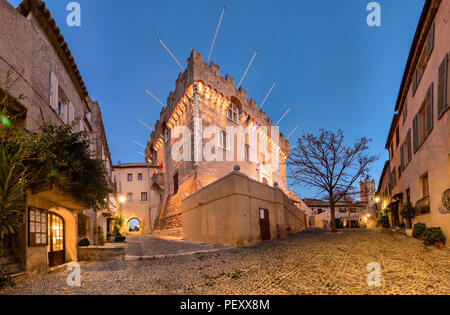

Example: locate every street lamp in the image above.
[119,196,126,204]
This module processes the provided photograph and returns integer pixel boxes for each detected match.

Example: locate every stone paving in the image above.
[1,229,449,295]
[125,235,232,259]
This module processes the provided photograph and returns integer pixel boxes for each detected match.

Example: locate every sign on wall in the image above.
[28,207,48,247]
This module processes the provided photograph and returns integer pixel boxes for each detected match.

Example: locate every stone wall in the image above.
[181,170,307,247]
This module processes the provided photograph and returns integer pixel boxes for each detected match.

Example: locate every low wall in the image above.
[78,244,126,261]
[181,171,307,247]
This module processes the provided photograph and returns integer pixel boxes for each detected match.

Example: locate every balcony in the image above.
[415,196,430,215]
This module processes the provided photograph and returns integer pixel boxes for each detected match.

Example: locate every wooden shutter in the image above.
[425,23,435,61]
[400,144,405,171]
[412,69,418,95]
[413,114,419,153]
[425,83,434,134]
[69,102,75,124]
[437,54,448,118]
[407,129,412,162]
[49,72,58,111]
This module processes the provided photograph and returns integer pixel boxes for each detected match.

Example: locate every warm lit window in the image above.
[141,192,148,201]
[219,130,227,150]
[421,174,429,198]
[244,145,250,160]
[127,174,133,182]
[227,104,239,123]
[127,193,133,202]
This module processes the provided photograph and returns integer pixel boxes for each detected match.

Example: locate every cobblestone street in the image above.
[2,229,449,295]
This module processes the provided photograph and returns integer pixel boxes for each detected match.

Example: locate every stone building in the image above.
[144,50,306,244]
[304,199,370,230]
[113,162,158,234]
[0,0,115,272]
[379,0,450,241]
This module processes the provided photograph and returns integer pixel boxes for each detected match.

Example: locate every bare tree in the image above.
[288,129,378,233]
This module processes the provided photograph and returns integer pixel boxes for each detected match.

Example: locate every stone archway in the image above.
[127,218,142,234]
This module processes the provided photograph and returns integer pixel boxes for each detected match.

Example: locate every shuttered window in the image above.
[437,54,448,119]
[425,83,434,134]
[412,69,418,96]
[78,214,90,237]
[407,129,412,162]
[413,114,419,153]
[400,144,405,172]
[425,23,435,62]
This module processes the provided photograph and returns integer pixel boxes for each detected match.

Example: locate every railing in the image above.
[415,196,430,215]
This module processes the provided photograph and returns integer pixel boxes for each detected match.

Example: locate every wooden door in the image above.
[259,209,271,241]
[48,213,65,267]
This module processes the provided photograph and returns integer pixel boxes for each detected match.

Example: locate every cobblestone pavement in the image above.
[2,229,449,295]
[125,235,231,258]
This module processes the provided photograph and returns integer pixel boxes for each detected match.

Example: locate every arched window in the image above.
[227,103,239,123]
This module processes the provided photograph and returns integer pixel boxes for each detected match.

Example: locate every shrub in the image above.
[98,227,105,245]
[0,268,15,290]
[400,202,416,229]
[78,238,90,247]
[377,214,390,228]
[423,227,446,246]
[413,223,427,239]
[115,236,126,243]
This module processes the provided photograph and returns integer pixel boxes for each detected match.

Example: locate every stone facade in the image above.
[0,0,114,272]
[113,163,158,234]
[145,50,290,233]
[381,0,450,243]
[181,170,307,246]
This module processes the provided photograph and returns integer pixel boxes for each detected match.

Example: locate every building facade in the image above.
[0,0,114,272]
[113,163,158,234]
[145,50,291,236]
[380,0,450,241]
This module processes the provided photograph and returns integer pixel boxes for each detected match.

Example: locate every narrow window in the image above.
[244,145,250,160]
[425,23,434,61]
[227,104,239,123]
[425,83,434,135]
[127,193,133,202]
[127,174,133,182]
[437,54,448,118]
[403,103,408,125]
[395,128,399,148]
[219,130,227,150]
[407,129,412,162]
[141,192,148,201]
[138,173,143,181]
[421,173,429,198]
[173,173,179,195]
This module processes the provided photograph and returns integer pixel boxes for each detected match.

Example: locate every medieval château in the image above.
[143,50,308,244]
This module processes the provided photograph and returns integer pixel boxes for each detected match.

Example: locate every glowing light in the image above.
[197,81,204,95]
[119,196,126,203]
[0,114,11,128]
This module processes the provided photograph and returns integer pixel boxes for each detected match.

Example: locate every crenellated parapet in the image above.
[145,49,290,162]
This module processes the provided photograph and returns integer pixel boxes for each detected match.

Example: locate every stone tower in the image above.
[360,176,376,203]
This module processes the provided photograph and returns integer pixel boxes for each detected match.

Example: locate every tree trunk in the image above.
[330,200,337,233]
[93,212,98,246]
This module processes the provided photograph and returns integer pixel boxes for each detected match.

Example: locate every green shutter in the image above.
[425,83,434,134]
[407,129,412,162]
[426,23,435,61]
[413,114,419,153]
[437,54,448,119]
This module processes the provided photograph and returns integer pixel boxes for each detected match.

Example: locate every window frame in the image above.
[141,192,148,201]
[226,103,239,124]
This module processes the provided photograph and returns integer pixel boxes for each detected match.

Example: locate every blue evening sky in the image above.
[8,0,425,198]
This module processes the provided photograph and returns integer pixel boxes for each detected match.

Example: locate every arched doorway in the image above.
[128,218,141,233]
[48,212,65,267]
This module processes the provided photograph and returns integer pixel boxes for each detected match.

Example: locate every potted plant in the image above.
[413,223,427,239]
[97,227,105,246]
[400,202,416,236]
[423,227,446,247]
[78,238,90,247]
